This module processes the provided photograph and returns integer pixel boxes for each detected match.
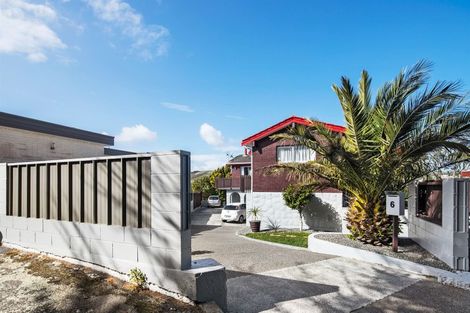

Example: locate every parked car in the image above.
[207,195,221,207]
[221,203,246,223]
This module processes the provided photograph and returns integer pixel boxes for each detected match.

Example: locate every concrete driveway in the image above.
[192,224,470,313]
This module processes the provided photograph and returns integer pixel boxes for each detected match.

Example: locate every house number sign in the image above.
[386,192,405,216]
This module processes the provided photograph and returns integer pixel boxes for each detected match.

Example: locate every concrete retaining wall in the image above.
[308,233,470,290]
[246,191,344,231]
[0,152,227,310]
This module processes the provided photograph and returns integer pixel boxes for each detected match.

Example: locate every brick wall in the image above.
[231,164,241,179]
[252,135,341,193]
[252,136,295,192]
[0,126,107,163]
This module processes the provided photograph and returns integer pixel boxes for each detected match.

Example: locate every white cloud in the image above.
[86,0,169,59]
[192,154,228,171]
[161,102,194,113]
[115,124,157,143]
[200,123,224,146]
[0,0,66,62]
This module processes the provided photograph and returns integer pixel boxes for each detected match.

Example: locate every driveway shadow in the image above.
[227,270,338,313]
[191,225,220,236]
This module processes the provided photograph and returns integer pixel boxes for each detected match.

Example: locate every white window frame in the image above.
[276,145,316,163]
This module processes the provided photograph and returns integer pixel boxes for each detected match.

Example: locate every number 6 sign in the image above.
[386,192,405,216]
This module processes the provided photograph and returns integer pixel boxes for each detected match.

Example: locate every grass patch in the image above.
[246,231,310,248]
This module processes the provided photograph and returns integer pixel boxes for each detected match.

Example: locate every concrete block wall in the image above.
[247,191,344,231]
[0,152,227,309]
[408,179,469,270]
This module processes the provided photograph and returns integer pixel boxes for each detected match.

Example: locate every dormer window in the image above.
[277,145,315,163]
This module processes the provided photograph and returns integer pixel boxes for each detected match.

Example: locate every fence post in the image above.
[0,163,7,244]
[150,151,192,270]
[0,163,6,216]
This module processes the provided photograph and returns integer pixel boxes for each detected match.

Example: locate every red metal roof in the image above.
[241,116,346,146]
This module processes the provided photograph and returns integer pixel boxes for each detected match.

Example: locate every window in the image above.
[277,145,315,163]
[230,192,241,203]
[417,181,442,225]
[241,166,251,176]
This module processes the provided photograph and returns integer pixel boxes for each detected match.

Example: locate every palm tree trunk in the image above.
[346,198,393,245]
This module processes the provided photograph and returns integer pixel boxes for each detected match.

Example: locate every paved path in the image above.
[192,224,470,313]
[191,207,223,226]
[354,280,470,313]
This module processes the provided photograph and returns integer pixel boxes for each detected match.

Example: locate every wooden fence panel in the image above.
[97,161,108,225]
[111,160,123,226]
[83,162,94,224]
[50,164,58,220]
[72,163,81,222]
[20,166,28,217]
[6,155,152,228]
[39,164,48,219]
[30,165,38,218]
[59,163,69,221]
[126,159,138,228]
[141,159,151,228]
[11,166,19,216]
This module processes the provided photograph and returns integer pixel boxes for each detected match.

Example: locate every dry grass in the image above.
[2,248,202,313]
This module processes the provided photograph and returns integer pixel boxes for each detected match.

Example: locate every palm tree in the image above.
[269,61,470,245]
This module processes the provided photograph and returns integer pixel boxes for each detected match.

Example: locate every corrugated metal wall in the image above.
[6,156,151,228]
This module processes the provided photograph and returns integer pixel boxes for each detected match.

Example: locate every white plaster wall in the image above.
[226,191,248,204]
[246,191,344,231]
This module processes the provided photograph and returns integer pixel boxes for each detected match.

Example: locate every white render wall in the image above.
[247,191,344,231]
[226,190,249,204]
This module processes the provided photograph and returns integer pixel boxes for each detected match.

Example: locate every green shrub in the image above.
[128,268,148,289]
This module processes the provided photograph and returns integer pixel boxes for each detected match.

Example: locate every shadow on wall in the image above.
[304,195,342,232]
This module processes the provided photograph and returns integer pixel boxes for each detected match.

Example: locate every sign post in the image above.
[385,192,405,253]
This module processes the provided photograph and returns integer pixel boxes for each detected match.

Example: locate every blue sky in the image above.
[1,0,470,170]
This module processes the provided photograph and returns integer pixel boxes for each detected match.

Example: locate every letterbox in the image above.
[385,192,405,216]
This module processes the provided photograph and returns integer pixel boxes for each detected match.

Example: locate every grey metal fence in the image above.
[6,155,151,228]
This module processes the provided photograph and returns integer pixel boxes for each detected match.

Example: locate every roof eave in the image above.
[240,116,345,146]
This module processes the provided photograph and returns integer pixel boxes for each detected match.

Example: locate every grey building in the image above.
[0,112,127,162]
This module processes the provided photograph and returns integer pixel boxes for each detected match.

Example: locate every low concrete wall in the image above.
[0,152,227,311]
[408,179,469,271]
[246,191,343,231]
[308,233,470,290]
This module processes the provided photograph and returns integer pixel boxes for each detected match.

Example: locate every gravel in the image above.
[316,234,453,271]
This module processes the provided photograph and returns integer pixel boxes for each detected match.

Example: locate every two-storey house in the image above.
[217,116,348,231]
